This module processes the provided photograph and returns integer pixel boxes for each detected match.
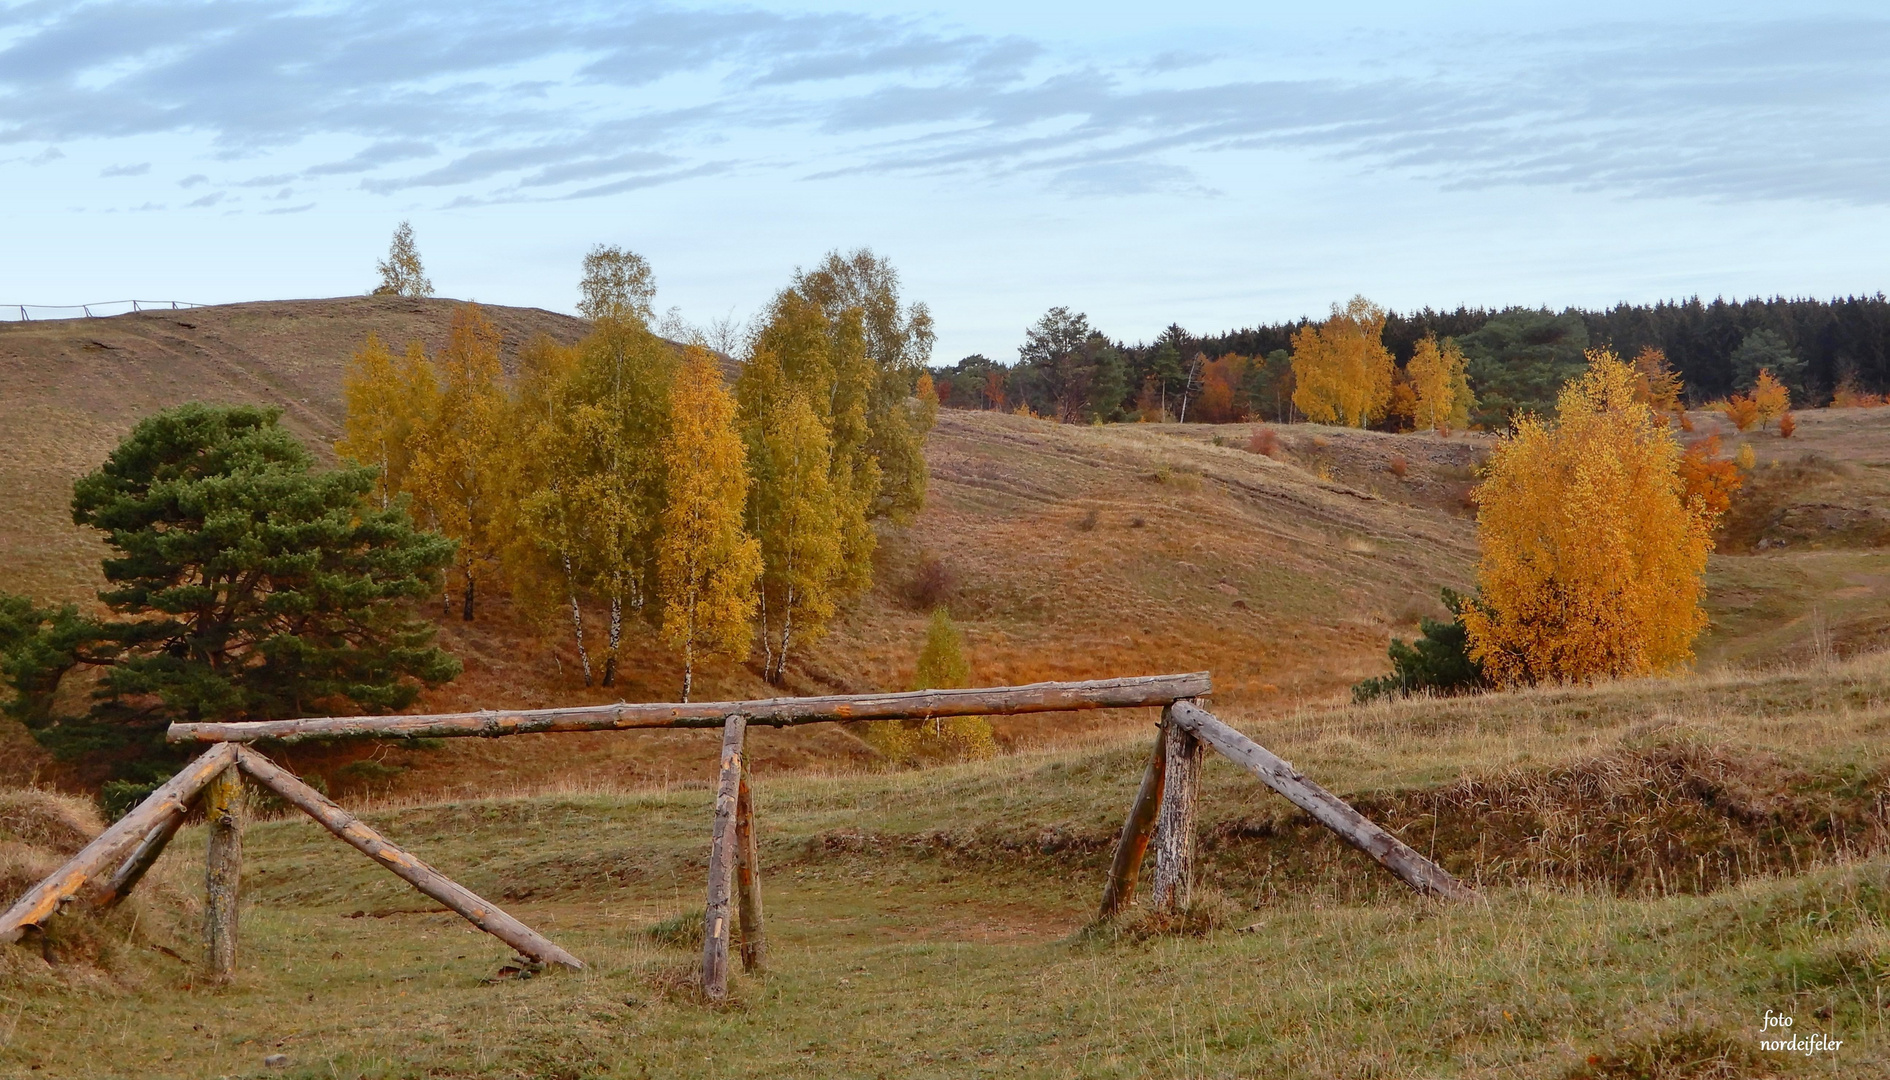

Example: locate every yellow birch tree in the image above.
[1406,334,1475,432]
[406,304,506,620]
[1752,369,1790,428]
[1462,349,1718,686]
[658,349,762,700]
[337,333,436,507]
[1290,296,1395,427]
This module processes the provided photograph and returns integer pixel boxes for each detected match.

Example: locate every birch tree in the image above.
[337,333,436,507]
[658,349,761,700]
[406,304,506,620]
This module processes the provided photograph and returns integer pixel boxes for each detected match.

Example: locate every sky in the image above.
[4,0,1890,362]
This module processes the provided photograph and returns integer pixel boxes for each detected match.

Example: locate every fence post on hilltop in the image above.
[702,714,747,999]
[1151,701,1203,914]
[735,757,766,973]
[1098,717,1169,918]
[203,763,244,984]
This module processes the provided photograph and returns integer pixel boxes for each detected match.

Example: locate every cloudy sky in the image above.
[4,0,1888,361]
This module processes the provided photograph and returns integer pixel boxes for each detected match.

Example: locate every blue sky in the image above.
[4,0,1889,362]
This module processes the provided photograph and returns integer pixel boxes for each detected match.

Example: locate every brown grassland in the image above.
[4,301,1890,1077]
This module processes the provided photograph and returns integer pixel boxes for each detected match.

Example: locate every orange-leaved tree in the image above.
[1407,334,1474,432]
[1290,296,1394,427]
[1462,349,1719,686]
[1719,393,1760,432]
[406,304,508,620]
[1677,434,1741,519]
[1630,347,1685,418]
[1751,368,1789,429]
[658,349,762,701]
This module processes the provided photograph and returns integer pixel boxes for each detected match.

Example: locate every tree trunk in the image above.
[203,765,243,984]
[602,595,622,687]
[701,714,747,999]
[563,555,592,687]
[1151,705,1202,914]
[735,762,766,973]
[1098,720,1168,918]
[234,747,584,968]
[461,565,475,622]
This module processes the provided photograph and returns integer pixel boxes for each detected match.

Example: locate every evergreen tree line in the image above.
[340,248,936,699]
[933,294,1890,428]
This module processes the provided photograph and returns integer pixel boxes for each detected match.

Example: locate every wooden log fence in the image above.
[4,669,1479,1004]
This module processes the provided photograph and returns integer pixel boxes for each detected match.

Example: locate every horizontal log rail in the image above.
[168,673,1211,744]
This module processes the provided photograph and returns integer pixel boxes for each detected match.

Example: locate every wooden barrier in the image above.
[165,673,1211,744]
[10,671,1249,1001]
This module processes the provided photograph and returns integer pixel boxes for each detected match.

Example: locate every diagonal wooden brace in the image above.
[1166,701,1474,901]
[235,746,583,969]
[0,743,238,943]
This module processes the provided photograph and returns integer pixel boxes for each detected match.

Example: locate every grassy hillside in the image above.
[9,656,1890,1077]
[2,300,1887,800]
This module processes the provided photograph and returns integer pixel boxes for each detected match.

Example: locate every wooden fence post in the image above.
[1150,702,1203,914]
[1098,719,1168,918]
[735,760,766,973]
[203,764,243,984]
[96,809,187,911]
[701,714,747,999]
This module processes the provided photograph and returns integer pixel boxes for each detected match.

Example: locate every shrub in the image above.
[863,610,995,762]
[1778,411,1796,438]
[1387,454,1408,478]
[904,555,956,611]
[1247,427,1281,457]
[1352,589,1489,702]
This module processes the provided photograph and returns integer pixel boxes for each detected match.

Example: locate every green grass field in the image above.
[10,657,1890,1078]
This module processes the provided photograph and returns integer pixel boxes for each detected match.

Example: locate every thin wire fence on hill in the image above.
[2,300,207,322]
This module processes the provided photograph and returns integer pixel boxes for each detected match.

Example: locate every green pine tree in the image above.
[0,403,460,793]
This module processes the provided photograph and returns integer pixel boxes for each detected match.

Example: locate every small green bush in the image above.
[1352,588,1490,703]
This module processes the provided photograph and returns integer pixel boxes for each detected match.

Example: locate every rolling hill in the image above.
[2,298,1886,799]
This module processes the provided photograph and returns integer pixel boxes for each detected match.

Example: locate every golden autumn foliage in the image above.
[1735,442,1756,471]
[406,304,508,620]
[1751,369,1789,428]
[1719,394,1760,432]
[336,333,435,508]
[1463,350,1718,687]
[659,349,762,701]
[864,609,996,764]
[1290,296,1394,427]
[1407,334,1475,432]
[1629,347,1685,417]
[1677,435,1742,520]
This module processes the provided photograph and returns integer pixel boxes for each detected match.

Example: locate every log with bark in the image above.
[1166,701,1473,901]
[0,743,238,943]
[734,763,766,974]
[1098,721,1168,918]
[701,715,746,999]
[1150,706,1204,914]
[234,746,584,969]
[203,765,244,983]
[167,673,1212,744]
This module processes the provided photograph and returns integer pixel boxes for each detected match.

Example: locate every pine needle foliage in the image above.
[1463,350,1719,686]
[0,404,458,783]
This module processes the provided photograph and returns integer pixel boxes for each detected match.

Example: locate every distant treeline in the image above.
[932,295,1890,427]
